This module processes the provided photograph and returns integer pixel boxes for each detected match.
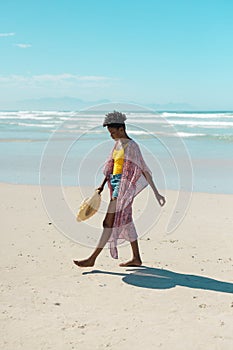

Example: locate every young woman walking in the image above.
[74,111,165,267]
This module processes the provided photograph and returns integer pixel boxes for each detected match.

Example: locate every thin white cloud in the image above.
[32,74,112,82]
[78,76,112,81]
[0,75,28,83]
[0,74,116,85]
[15,43,32,48]
[0,32,15,37]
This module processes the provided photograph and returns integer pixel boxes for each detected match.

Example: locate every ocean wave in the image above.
[124,118,233,128]
[1,116,233,128]
[1,110,233,123]
[10,122,56,128]
[176,132,206,138]
[166,120,233,127]
[162,112,233,118]
[0,115,54,120]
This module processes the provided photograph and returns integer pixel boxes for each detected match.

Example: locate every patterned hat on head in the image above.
[103,110,127,127]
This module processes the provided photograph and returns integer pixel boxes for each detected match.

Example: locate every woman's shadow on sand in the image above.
[83,266,233,293]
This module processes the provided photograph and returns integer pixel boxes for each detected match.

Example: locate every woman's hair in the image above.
[103,110,127,127]
[106,123,126,131]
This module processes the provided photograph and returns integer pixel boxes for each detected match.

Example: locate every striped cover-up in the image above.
[103,139,152,258]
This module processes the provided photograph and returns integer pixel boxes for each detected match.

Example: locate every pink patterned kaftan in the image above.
[103,139,152,259]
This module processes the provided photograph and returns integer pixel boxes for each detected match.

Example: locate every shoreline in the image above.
[1,180,233,196]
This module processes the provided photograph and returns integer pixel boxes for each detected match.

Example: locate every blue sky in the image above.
[0,0,233,109]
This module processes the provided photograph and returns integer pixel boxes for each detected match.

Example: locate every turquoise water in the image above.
[0,110,232,193]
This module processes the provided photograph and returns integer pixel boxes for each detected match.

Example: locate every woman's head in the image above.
[107,124,126,140]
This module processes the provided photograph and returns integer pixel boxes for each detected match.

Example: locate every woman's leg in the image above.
[119,240,142,267]
[73,198,117,267]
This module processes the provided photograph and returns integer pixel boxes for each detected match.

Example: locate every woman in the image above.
[74,111,165,267]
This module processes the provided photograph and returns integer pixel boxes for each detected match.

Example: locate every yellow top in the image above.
[112,146,125,175]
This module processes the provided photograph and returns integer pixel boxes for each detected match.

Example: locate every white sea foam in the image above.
[167,120,233,127]
[176,132,205,138]
[14,122,56,128]
[126,130,148,135]
[162,112,233,118]
[125,118,233,128]
[0,115,54,120]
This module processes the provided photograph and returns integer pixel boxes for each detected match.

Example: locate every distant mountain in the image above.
[147,102,195,111]
[11,97,194,111]
[17,97,113,111]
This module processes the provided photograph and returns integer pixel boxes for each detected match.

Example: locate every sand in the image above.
[1,182,233,350]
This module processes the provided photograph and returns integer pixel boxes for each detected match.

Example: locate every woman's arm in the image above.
[142,171,166,206]
[96,176,108,194]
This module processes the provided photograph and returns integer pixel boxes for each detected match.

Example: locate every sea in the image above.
[0,110,232,194]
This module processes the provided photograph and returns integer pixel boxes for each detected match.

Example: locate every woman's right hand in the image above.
[96,177,108,194]
[96,185,104,194]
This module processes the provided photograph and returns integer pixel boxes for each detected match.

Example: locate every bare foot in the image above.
[119,258,142,267]
[73,258,95,267]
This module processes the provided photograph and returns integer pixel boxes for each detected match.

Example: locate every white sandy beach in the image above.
[1,182,233,350]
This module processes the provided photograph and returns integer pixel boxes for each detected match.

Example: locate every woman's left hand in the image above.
[155,193,166,206]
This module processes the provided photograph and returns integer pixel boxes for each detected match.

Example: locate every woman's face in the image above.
[107,126,123,140]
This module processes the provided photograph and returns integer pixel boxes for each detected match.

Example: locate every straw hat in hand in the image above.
[76,190,101,222]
